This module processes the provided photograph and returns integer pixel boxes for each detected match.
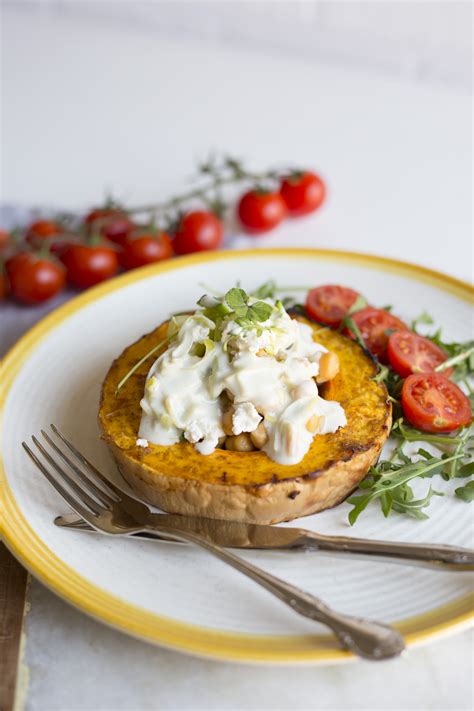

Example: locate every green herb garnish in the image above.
[411,311,474,383]
[347,452,462,524]
[411,311,434,332]
[455,481,474,502]
[223,288,273,326]
[115,334,172,395]
[348,418,473,522]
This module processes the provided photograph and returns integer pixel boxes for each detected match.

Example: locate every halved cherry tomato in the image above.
[237,190,286,234]
[388,331,452,378]
[6,252,65,304]
[305,285,360,328]
[61,243,118,288]
[85,208,134,246]
[119,232,173,270]
[173,211,223,254]
[345,307,408,362]
[402,373,471,433]
[280,172,326,216]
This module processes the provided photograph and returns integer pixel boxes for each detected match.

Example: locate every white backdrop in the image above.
[2,0,472,90]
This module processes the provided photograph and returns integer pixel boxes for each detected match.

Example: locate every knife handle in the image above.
[143,524,404,660]
[299,532,474,570]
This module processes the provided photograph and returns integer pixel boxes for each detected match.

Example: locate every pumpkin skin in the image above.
[98,316,391,523]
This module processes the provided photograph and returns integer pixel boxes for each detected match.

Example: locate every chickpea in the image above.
[225,433,255,452]
[306,415,322,433]
[316,352,339,384]
[250,421,268,449]
[222,408,235,436]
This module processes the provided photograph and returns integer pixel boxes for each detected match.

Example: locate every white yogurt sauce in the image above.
[138,293,346,464]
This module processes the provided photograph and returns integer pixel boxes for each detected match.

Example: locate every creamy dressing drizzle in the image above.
[138,296,346,464]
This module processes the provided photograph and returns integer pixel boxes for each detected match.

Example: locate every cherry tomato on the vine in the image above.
[26,220,61,243]
[237,190,286,234]
[305,285,360,328]
[345,307,408,362]
[388,331,452,378]
[119,232,173,270]
[61,243,118,289]
[0,229,11,253]
[280,172,326,216]
[173,211,223,254]
[401,373,471,433]
[0,271,7,299]
[26,220,69,255]
[85,208,134,246]
[6,252,66,305]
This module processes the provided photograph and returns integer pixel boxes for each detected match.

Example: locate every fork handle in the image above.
[298,532,474,570]
[143,525,404,660]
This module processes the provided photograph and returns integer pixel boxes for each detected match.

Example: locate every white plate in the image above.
[1,249,473,664]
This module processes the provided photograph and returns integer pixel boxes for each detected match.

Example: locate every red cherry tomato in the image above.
[345,307,408,362]
[26,220,62,249]
[401,373,471,433]
[237,190,286,234]
[6,252,65,305]
[26,220,61,239]
[61,243,118,288]
[0,229,11,253]
[173,211,223,254]
[388,331,452,378]
[85,208,134,246]
[119,233,173,270]
[280,172,326,216]
[0,271,6,299]
[305,285,360,328]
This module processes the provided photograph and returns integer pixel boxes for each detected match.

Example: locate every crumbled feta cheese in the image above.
[232,402,262,435]
[138,292,345,463]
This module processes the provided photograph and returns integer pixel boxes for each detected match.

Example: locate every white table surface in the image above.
[2,6,473,711]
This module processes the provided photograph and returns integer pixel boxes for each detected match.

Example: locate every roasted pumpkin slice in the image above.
[99,316,391,524]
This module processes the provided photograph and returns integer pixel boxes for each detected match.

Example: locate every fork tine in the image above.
[41,430,114,509]
[31,436,102,515]
[22,442,98,523]
[50,424,122,502]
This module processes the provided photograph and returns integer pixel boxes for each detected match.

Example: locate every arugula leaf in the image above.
[337,295,367,338]
[442,427,473,480]
[391,418,467,446]
[435,346,474,375]
[391,485,443,520]
[456,462,474,478]
[411,311,434,332]
[347,452,463,524]
[455,481,474,502]
[348,294,368,315]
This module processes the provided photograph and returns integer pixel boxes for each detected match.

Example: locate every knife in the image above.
[54,512,474,571]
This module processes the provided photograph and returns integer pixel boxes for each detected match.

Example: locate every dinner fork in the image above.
[23,425,406,660]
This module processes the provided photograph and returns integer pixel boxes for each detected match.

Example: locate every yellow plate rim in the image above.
[1,248,473,663]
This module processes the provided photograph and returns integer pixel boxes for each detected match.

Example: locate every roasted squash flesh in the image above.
[99,317,391,487]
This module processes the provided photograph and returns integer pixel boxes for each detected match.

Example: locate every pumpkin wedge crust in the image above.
[99,317,391,524]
